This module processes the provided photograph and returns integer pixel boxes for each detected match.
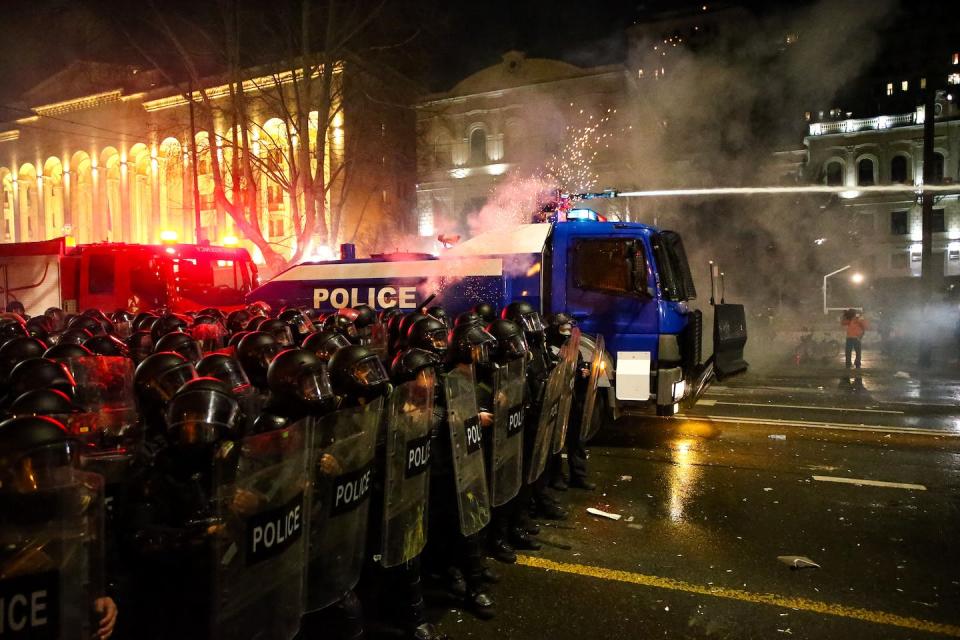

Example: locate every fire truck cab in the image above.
[0,238,258,314]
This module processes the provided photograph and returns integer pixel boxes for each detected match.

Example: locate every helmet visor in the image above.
[519,312,545,334]
[166,391,239,445]
[268,325,296,348]
[291,313,316,335]
[425,330,449,353]
[315,334,351,361]
[174,339,205,364]
[298,366,335,404]
[470,342,491,366]
[155,363,198,401]
[351,357,389,388]
[207,359,252,395]
[502,333,528,359]
[1,442,79,493]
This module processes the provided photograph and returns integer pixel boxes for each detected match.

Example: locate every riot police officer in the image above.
[0,415,118,639]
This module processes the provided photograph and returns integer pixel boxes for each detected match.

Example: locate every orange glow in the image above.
[222,235,238,246]
[160,230,178,243]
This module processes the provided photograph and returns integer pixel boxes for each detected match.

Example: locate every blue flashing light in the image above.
[567,208,605,222]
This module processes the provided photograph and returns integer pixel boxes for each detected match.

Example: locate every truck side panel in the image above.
[0,254,63,314]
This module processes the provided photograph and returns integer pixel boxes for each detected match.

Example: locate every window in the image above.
[825,161,844,186]
[949,73,960,86]
[950,249,960,262]
[933,209,946,233]
[901,80,909,91]
[572,238,642,295]
[920,77,927,89]
[886,82,893,96]
[953,52,959,65]
[88,254,115,294]
[891,155,909,184]
[892,252,909,269]
[857,158,875,186]
[932,153,945,184]
[469,129,487,165]
[891,210,909,235]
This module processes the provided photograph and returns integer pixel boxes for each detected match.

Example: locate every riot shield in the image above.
[65,356,139,453]
[550,329,581,455]
[444,365,491,536]
[0,471,104,640]
[211,424,308,640]
[527,330,580,485]
[490,358,525,507]
[381,370,435,568]
[367,321,388,361]
[304,397,382,611]
[580,334,606,443]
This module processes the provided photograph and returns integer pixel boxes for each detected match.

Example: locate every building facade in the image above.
[0,60,415,270]
[415,51,642,242]
[804,94,960,283]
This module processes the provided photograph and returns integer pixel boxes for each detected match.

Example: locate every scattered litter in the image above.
[777,628,793,635]
[620,475,633,481]
[777,555,821,570]
[768,434,787,441]
[627,524,644,530]
[895,371,911,379]
[587,507,622,521]
[664,606,670,612]
[763,487,773,492]
[625,516,635,522]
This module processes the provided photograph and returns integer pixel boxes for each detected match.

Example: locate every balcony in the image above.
[809,112,916,136]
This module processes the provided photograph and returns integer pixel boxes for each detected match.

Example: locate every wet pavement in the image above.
[425,362,960,639]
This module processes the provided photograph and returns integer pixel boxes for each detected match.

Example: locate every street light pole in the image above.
[823,264,851,315]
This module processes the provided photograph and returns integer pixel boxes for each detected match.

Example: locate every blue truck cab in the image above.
[247,216,747,421]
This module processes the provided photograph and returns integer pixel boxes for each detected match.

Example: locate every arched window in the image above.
[825,161,843,186]
[857,158,875,186]
[890,155,909,184]
[932,153,945,184]
[470,128,487,165]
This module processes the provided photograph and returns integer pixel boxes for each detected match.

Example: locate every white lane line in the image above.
[671,414,959,438]
[812,475,927,491]
[713,401,904,415]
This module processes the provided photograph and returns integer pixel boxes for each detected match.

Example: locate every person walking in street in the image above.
[841,308,868,368]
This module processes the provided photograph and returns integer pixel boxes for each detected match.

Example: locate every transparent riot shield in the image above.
[211,424,308,640]
[0,470,104,640]
[580,335,606,443]
[444,365,491,536]
[527,330,580,484]
[367,321,388,361]
[304,397,382,611]
[381,370,435,568]
[490,358,525,507]
[550,329,581,455]
[65,356,140,453]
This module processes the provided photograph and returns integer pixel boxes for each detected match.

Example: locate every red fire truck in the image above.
[0,237,259,315]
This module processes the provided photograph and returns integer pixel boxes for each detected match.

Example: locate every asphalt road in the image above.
[422,365,960,640]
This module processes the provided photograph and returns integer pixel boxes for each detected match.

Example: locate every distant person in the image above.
[841,308,868,368]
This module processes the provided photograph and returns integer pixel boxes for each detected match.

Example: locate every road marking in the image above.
[698,399,717,406]
[516,555,960,637]
[812,475,927,491]
[672,414,959,438]
[713,401,904,415]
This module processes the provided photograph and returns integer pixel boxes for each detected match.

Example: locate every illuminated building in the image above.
[0,60,415,268]
[415,51,642,238]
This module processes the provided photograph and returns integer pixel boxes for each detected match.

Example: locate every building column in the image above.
[120,159,131,243]
[92,163,103,242]
[63,159,73,241]
[150,153,161,244]
[11,174,20,243]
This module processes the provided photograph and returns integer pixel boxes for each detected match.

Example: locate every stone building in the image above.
[804,94,960,283]
[0,59,416,269]
[415,51,641,242]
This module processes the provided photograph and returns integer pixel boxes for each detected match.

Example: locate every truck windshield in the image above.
[653,231,697,302]
[175,255,253,306]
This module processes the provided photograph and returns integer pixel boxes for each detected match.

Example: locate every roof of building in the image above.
[438,51,624,99]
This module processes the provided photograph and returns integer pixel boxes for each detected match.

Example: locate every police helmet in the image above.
[390,348,440,385]
[134,351,197,409]
[7,358,77,402]
[486,319,529,363]
[132,312,159,332]
[0,317,30,346]
[502,300,545,335]
[25,316,52,343]
[427,305,452,329]
[353,305,376,330]
[259,318,296,348]
[397,312,427,348]
[165,377,240,446]
[150,313,190,344]
[0,416,77,493]
[226,309,253,334]
[278,308,317,344]
[302,330,352,363]
[56,327,95,347]
[155,331,204,363]
[0,337,49,383]
[407,316,449,356]
[546,312,576,348]
[44,342,93,362]
[125,330,154,364]
[329,344,390,401]
[44,307,67,332]
[267,348,336,410]
[196,353,252,395]
[473,302,497,324]
[454,311,482,328]
[9,389,80,424]
[236,331,282,388]
[83,334,130,358]
[245,315,267,332]
[449,324,497,367]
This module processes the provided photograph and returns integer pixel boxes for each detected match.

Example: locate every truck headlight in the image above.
[672,379,686,401]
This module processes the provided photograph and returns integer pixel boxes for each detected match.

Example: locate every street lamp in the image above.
[822,264,850,315]
[850,271,865,285]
